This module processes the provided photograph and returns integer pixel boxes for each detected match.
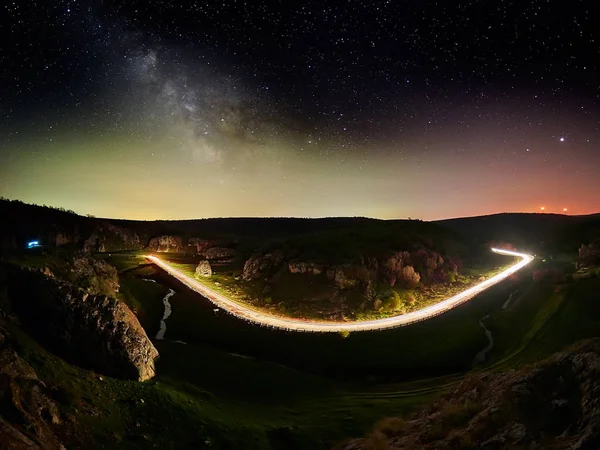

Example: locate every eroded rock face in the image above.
[5,267,159,382]
[579,242,600,268]
[344,338,600,450]
[203,247,236,261]
[0,328,63,450]
[83,223,142,253]
[326,266,358,289]
[288,261,324,275]
[242,251,285,281]
[146,235,184,253]
[195,260,212,277]
[188,238,214,254]
[326,264,372,290]
[55,232,75,247]
[70,252,119,296]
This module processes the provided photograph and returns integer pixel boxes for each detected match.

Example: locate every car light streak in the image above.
[146,248,533,333]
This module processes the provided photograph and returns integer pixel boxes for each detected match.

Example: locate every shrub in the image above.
[389,292,402,311]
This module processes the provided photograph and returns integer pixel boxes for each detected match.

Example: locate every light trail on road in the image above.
[146,248,534,333]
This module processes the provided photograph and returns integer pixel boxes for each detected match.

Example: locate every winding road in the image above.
[146,248,534,333]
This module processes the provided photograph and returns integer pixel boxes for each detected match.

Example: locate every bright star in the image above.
[559,137,565,142]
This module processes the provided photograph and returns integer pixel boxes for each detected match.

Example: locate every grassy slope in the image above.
[159,249,510,322]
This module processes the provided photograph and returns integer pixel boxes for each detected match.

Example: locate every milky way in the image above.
[1,1,599,219]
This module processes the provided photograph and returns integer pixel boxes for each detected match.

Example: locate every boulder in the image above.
[242,251,285,281]
[195,260,212,277]
[146,235,184,253]
[288,261,324,275]
[5,267,159,382]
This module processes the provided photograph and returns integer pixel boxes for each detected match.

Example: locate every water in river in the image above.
[155,289,175,340]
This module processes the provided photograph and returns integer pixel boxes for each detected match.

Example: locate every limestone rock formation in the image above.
[188,237,214,253]
[326,266,359,289]
[146,235,184,253]
[288,261,324,275]
[578,241,600,268]
[203,246,236,261]
[242,251,285,281]
[82,222,142,253]
[70,252,119,296]
[344,338,600,450]
[0,328,63,450]
[5,267,159,382]
[55,232,75,247]
[195,260,212,277]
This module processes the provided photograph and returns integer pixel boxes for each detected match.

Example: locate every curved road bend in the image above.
[146,248,534,333]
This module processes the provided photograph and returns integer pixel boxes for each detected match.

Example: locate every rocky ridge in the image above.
[4,266,159,382]
[344,338,600,450]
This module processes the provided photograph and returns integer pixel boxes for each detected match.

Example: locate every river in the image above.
[155,289,175,340]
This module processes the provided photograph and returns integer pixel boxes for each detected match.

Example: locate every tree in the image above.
[389,292,402,311]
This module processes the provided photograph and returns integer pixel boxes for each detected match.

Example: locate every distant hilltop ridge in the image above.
[1,198,599,256]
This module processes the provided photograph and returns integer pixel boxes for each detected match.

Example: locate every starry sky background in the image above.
[1,0,599,220]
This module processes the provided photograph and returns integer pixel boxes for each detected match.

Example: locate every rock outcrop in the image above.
[242,251,285,281]
[203,247,236,261]
[326,265,372,290]
[578,242,600,268]
[195,260,212,277]
[0,328,63,450]
[343,338,600,450]
[83,222,142,253]
[188,238,214,253]
[69,252,119,296]
[5,266,159,382]
[288,261,324,275]
[146,235,184,253]
[326,266,358,289]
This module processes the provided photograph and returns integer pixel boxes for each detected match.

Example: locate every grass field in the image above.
[155,250,512,322]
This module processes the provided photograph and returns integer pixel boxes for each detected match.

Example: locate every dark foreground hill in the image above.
[341,338,600,450]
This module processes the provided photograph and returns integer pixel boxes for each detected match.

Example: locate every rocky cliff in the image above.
[4,266,159,382]
[343,338,600,450]
[82,222,142,253]
[242,251,285,281]
[146,235,184,253]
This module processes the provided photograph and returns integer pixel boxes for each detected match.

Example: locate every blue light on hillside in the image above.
[27,240,41,248]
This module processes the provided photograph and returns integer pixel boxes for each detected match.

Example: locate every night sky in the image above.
[1,1,599,220]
